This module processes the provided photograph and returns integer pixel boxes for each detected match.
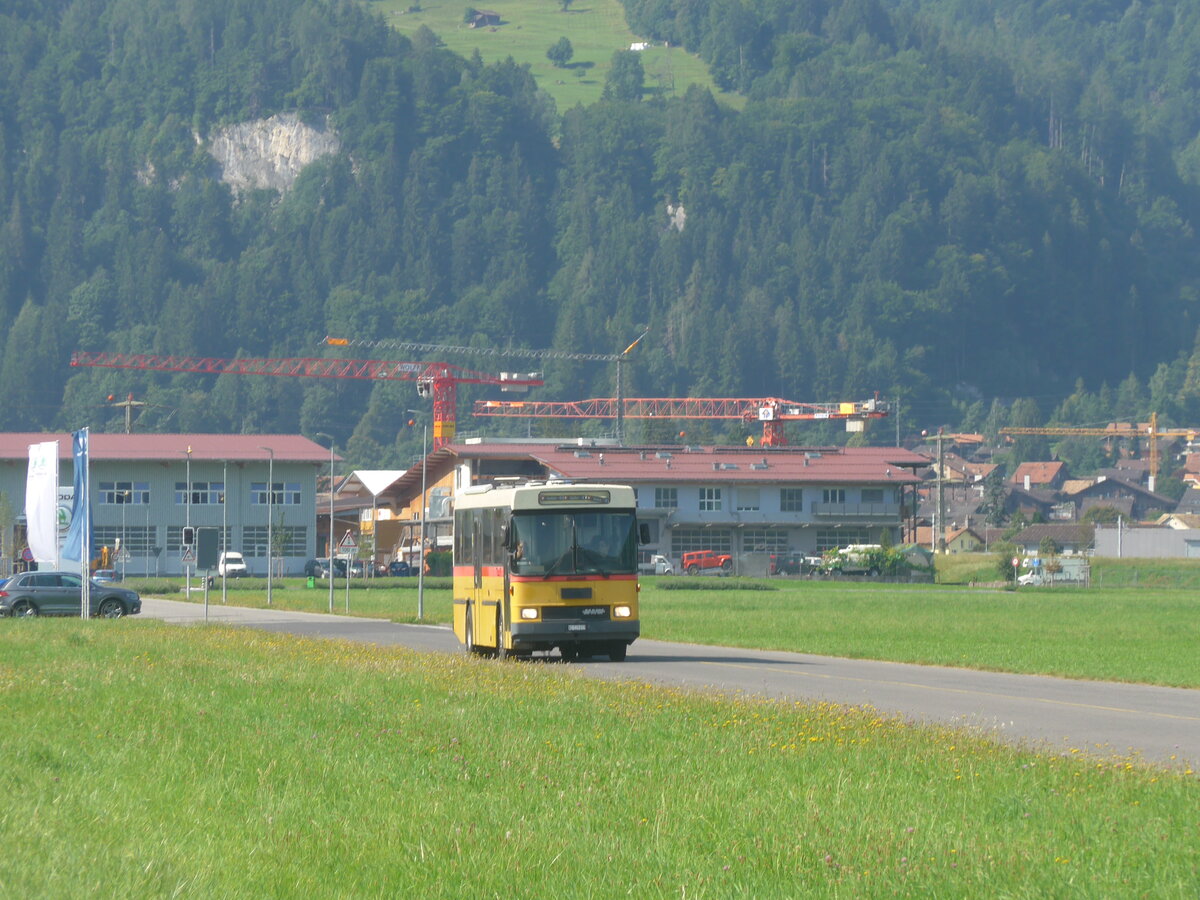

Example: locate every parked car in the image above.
[681,549,733,575]
[92,568,121,582]
[388,560,415,577]
[0,570,141,618]
[1017,570,1044,586]
[304,558,347,578]
[638,553,674,575]
[768,552,813,576]
[218,551,248,578]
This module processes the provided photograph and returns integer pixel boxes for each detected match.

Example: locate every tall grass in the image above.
[0,621,1195,897]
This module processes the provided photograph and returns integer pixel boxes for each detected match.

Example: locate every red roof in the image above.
[453,441,925,485]
[0,433,336,463]
[1010,461,1065,485]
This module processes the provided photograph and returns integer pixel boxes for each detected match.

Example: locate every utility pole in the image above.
[936,427,946,555]
[109,393,145,433]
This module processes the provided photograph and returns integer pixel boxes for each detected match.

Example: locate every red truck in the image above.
[681,549,733,575]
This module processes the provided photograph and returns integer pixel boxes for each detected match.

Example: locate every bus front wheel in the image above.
[495,609,509,660]
[465,608,482,656]
[608,642,628,662]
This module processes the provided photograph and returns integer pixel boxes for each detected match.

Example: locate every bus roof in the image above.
[454,481,636,511]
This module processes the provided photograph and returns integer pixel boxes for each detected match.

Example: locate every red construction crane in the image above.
[473,396,889,446]
[69,350,543,449]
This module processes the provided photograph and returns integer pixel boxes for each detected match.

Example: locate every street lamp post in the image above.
[260,446,274,605]
[120,488,130,581]
[183,447,192,598]
[221,460,228,605]
[315,433,336,614]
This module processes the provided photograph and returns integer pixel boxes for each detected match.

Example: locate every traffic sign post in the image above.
[338,531,358,614]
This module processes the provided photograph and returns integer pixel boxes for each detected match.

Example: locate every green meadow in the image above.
[1,621,1196,897]
[366,0,731,111]
[164,572,1200,686]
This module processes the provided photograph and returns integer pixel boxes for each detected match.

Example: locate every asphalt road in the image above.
[141,597,1200,772]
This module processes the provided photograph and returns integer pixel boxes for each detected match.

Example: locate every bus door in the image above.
[472,516,483,591]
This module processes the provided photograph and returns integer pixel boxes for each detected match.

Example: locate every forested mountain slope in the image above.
[3,0,1200,466]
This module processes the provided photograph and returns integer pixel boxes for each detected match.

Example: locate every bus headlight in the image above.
[613,605,632,618]
[520,607,538,620]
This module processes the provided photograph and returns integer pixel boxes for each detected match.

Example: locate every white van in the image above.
[218,551,248,577]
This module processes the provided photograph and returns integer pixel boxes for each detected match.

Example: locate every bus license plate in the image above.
[567,624,586,631]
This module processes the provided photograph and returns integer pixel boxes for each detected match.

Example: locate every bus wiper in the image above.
[543,551,570,579]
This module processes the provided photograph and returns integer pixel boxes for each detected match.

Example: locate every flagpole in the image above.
[54,442,61,571]
[80,428,90,620]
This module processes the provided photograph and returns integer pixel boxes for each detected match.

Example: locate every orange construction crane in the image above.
[473,396,889,446]
[1000,413,1197,489]
[69,350,543,450]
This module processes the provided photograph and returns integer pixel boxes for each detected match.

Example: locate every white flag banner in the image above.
[26,441,59,565]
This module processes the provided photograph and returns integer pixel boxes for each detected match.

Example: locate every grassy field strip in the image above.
[1,621,1196,896]
[154,575,1200,686]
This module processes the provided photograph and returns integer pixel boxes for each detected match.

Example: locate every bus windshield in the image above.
[510,510,638,577]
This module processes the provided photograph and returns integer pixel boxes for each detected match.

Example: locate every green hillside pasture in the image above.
[1,622,1195,897]
[166,578,1200,687]
[368,0,729,111]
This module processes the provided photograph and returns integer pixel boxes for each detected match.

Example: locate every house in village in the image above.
[1011,461,1068,491]
[1008,523,1094,556]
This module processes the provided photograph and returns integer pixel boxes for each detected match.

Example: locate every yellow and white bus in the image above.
[453,480,643,661]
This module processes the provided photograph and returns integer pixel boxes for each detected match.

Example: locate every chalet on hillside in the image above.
[469,9,500,27]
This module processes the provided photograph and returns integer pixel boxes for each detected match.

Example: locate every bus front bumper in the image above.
[510,620,639,650]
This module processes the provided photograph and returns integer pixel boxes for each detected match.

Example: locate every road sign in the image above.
[339,530,358,552]
[116,547,131,563]
[181,546,195,563]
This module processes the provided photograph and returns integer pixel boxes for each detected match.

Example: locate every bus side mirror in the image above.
[638,523,650,544]
[501,524,511,550]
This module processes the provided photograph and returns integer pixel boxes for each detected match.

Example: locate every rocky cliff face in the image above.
[207,113,341,195]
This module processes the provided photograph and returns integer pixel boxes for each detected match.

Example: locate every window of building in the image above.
[175,482,224,505]
[699,487,722,511]
[671,528,732,556]
[736,488,760,511]
[780,488,803,512]
[251,482,302,506]
[243,525,307,557]
[654,488,678,509]
[822,488,846,504]
[93,525,157,556]
[742,529,788,552]
[100,481,150,505]
[861,488,884,504]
